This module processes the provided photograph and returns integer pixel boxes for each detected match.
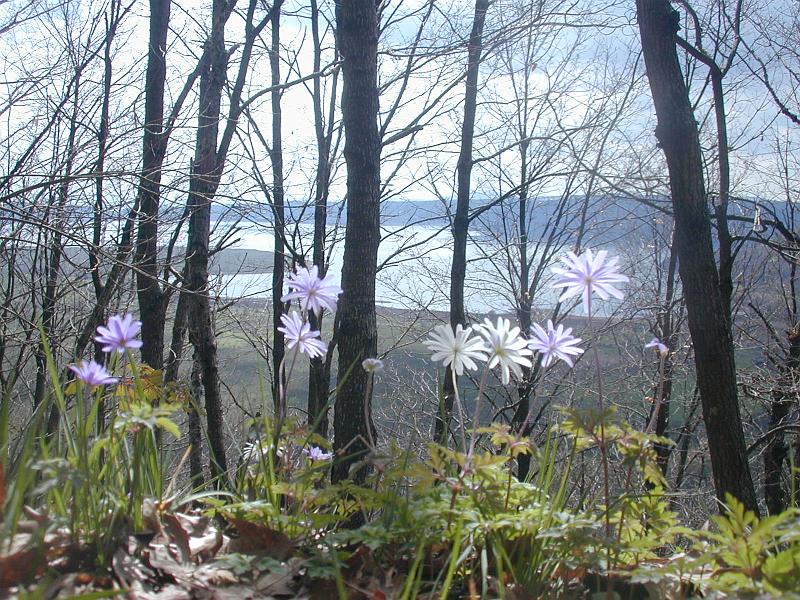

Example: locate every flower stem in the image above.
[587,299,613,579]
[450,369,468,453]
[467,366,490,458]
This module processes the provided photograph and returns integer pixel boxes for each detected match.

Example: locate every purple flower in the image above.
[551,249,629,313]
[281,265,342,317]
[277,311,327,358]
[95,314,143,354]
[645,337,669,357]
[69,360,119,388]
[528,320,584,368]
[303,446,333,461]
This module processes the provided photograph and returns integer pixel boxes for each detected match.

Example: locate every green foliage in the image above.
[695,495,800,595]
[1,336,182,567]
[6,345,800,598]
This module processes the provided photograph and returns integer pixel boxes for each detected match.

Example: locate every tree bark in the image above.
[135,0,171,371]
[636,0,758,513]
[332,0,381,484]
[306,0,337,438]
[764,328,800,514]
[184,0,230,481]
[435,0,489,444]
[269,1,286,415]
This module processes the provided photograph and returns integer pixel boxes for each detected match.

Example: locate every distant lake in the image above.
[217,223,567,314]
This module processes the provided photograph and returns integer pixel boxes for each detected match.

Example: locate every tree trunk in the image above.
[135,0,171,371]
[307,0,337,438]
[184,0,230,482]
[636,0,758,513]
[332,0,381,485]
[435,0,489,444]
[764,328,800,514]
[269,2,286,415]
[653,242,679,475]
[189,348,205,488]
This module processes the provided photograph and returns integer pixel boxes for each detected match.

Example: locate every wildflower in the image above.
[362,358,385,373]
[424,324,488,376]
[278,311,327,358]
[528,320,584,368]
[281,265,342,317]
[241,441,270,464]
[645,337,669,357]
[303,446,333,461]
[69,360,119,388]
[551,249,629,313]
[478,317,533,385]
[95,314,143,354]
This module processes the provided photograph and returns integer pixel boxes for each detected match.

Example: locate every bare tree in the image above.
[636,0,758,513]
[332,0,381,484]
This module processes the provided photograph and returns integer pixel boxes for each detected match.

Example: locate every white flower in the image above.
[362,358,385,373]
[303,446,333,461]
[277,311,327,358]
[528,320,584,368]
[551,249,629,313]
[478,317,533,385]
[281,265,342,317]
[645,337,669,357]
[241,441,270,464]
[423,324,488,376]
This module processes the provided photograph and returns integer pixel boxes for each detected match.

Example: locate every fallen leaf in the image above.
[189,530,223,561]
[228,518,293,559]
[0,548,43,590]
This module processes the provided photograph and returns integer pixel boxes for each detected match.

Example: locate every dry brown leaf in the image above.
[175,512,209,537]
[161,514,191,563]
[189,530,223,562]
[192,564,238,588]
[227,518,293,559]
[255,568,297,597]
[0,536,39,590]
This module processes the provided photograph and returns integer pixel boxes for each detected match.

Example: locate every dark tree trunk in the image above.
[164,266,189,384]
[435,0,489,444]
[636,0,758,513]
[269,2,286,414]
[332,0,380,484]
[764,329,800,514]
[42,77,81,433]
[135,0,171,371]
[184,0,229,482]
[653,243,679,475]
[512,138,533,480]
[179,0,270,482]
[189,348,205,487]
[306,0,337,438]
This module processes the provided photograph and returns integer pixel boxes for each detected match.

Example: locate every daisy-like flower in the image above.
[528,320,584,368]
[423,324,488,376]
[241,441,270,464]
[551,249,629,313]
[95,314,143,354]
[281,265,342,317]
[362,358,385,373]
[478,317,533,385]
[69,360,119,388]
[645,337,669,357]
[278,311,327,358]
[303,446,333,461]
